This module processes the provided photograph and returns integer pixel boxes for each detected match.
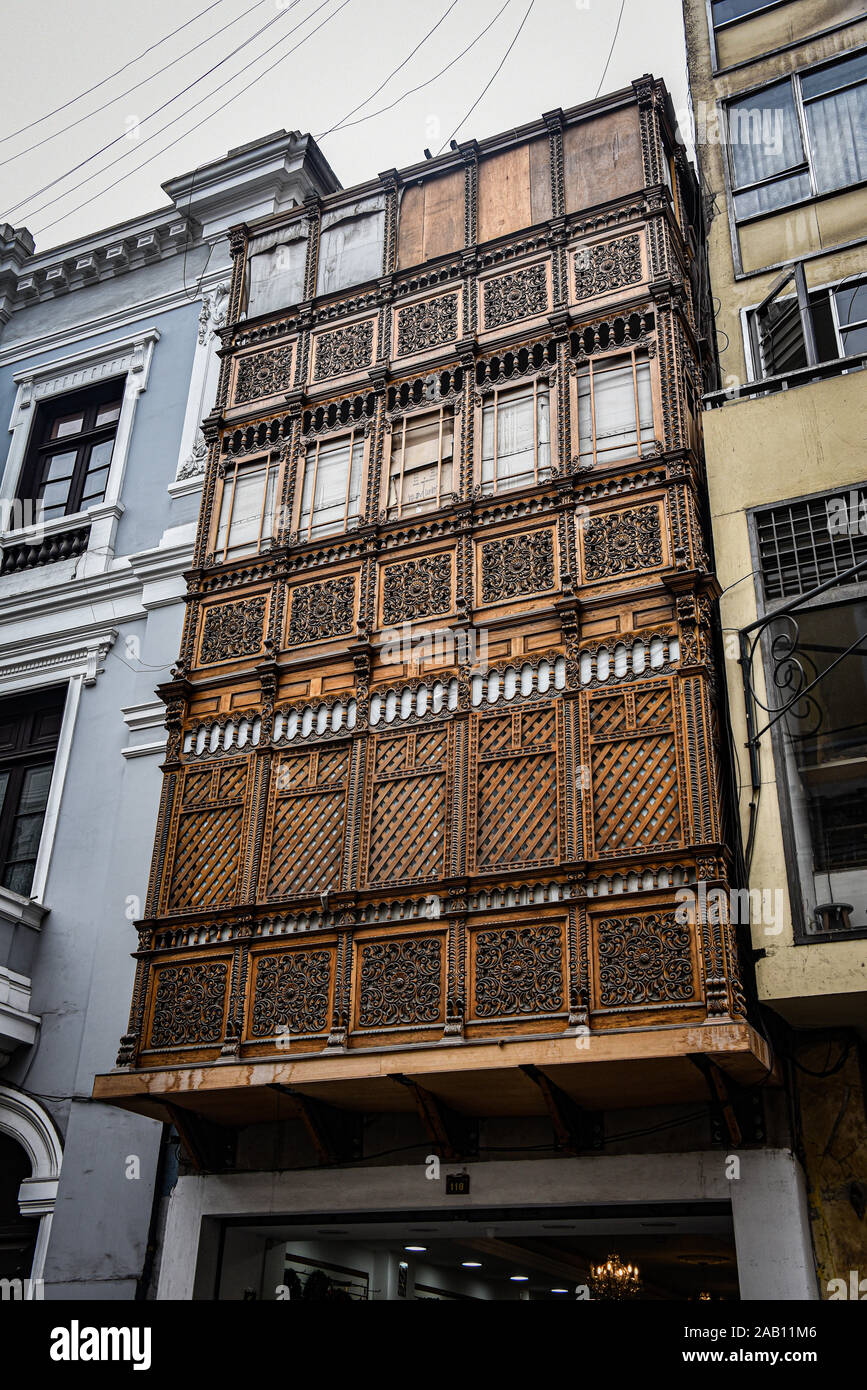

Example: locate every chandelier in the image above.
[589,1253,641,1300]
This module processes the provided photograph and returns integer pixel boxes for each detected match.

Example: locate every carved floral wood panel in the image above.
[199,596,267,665]
[479,528,556,604]
[581,505,664,581]
[381,554,453,625]
[472,923,564,1018]
[148,961,229,1049]
[249,948,333,1038]
[594,911,697,1009]
[574,234,643,301]
[356,936,443,1028]
[313,320,375,381]
[483,263,549,329]
[396,293,459,356]
[234,345,294,404]
[287,575,357,645]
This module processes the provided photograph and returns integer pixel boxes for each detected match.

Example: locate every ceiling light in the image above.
[551,1288,569,1294]
[405,1246,426,1253]
[461,1261,482,1268]
[510,1275,528,1282]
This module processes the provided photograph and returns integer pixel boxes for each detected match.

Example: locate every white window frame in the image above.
[0,330,159,578]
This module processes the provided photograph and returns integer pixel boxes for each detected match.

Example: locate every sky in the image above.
[0,0,692,254]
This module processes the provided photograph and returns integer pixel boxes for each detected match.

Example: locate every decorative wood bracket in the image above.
[270,1085,363,1166]
[519,1064,602,1154]
[162,1103,236,1174]
[389,1074,477,1162]
[688,1055,765,1149]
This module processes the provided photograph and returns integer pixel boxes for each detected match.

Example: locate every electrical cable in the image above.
[592,0,627,101]
[27,0,352,239]
[436,0,536,155]
[0,0,273,171]
[317,0,461,139]
[2,0,309,221]
[0,0,232,145]
[319,0,512,139]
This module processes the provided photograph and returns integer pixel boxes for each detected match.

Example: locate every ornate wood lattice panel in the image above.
[354,934,444,1029]
[592,910,699,1011]
[261,747,350,900]
[165,763,251,911]
[198,595,267,666]
[363,726,449,887]
[580,504,664,582]
[587,684,683,858]
[248,946,335,1039]
[146,959,230,1050]
[470,922,565,1019]
[473,707,559,870]
[287,575,357,646]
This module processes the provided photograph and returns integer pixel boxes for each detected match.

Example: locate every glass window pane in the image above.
[713,0,772,24]
[3,860,37,896]
[801,53,867,101]
[636,363,655,445]
[835,282,867,328]
[222,464,269,554]
[300,439,360,537]
[0,769,10,815]
[842,324,867,356]
[40,480,73,509]
[86,439,114,475]
[593,362,639,458]
[497,388,535,487]
[733,171,811,220]
[50,412,85,440]
[805,83,867,194]
[728,81,804,191]
[44,451,77,482]
[95,401,122,426]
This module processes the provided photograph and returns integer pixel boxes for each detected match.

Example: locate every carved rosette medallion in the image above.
[313,321,375,381]
[288,576,356,646]
[357,938,443,1027]
[149,962,228,1048]
[234,346,294,405]
[200,596,266,665]
[396,293,458,356]
[596,913,695,1007]
[250,950,332,1037]
[382,554,452,625]
[574,234,642,300]
[483,264,549,329]
[583,506,663,580]
[480,528,555,603]
[473,924,563,1017]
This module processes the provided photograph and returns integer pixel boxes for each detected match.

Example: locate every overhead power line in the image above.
[3,0,308,221]
[0,0,232,145]
[321,0,512,139]
[0,0,273,170]
[317,0,461,139]
[437,0,536,154]
[31,0,355,241]
[593,0,627,100]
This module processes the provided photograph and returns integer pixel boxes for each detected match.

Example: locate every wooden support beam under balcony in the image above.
[93,1022,776,1130]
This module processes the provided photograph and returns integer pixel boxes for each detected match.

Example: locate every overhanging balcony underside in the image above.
[93,1022,774,1126]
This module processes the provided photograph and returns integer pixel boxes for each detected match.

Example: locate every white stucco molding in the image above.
[1,329,159,578]
[171,283,230,491]
[0,1083,62,1290]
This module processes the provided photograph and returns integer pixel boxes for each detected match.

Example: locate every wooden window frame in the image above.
[210,452,283,563]
[381,404,459,521]
[293,428,369,543]
[571,347,660,470]
[475,377,555,498]
[17,379,124,521]
[0,687,65,898]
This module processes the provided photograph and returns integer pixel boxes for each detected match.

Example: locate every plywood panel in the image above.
[529,136,554,226]
[564,108,644,213]
[479,145,533,244]
[397,171,465,269]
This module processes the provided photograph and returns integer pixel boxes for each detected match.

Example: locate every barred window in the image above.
[754,489,867,600]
